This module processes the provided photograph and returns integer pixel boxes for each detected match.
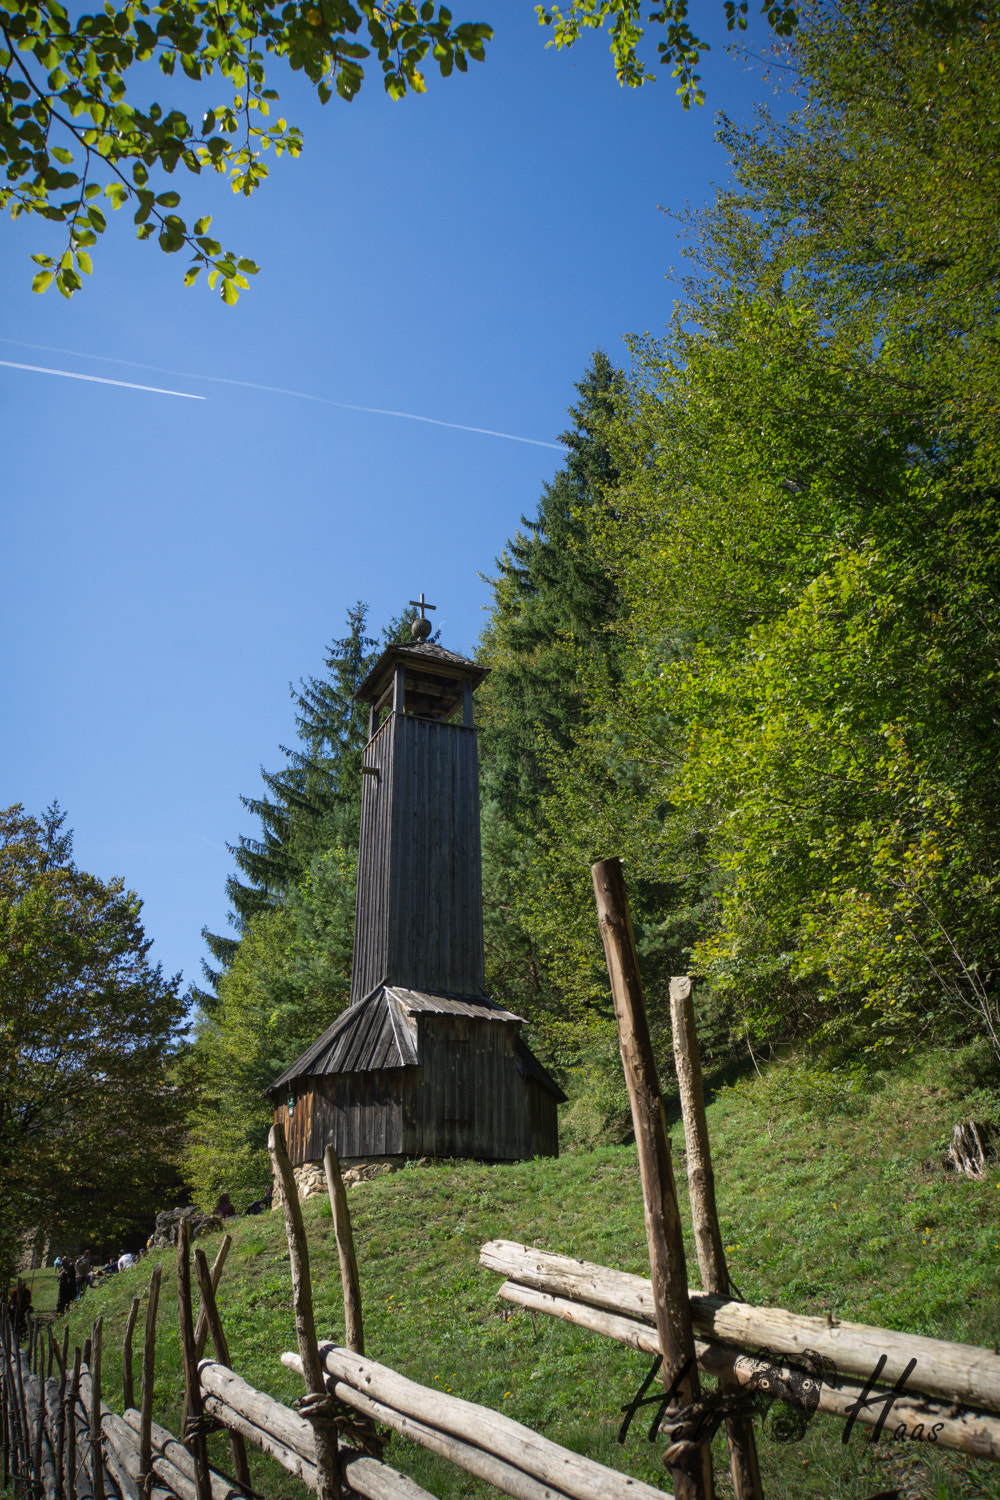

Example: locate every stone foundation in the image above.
[276,1156,423,1208]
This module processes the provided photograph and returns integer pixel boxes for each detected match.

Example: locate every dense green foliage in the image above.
[566,0,1000,1067]
[53,1040,1000,1500]
[470,0,1000,1110]
[0,803,186,1287]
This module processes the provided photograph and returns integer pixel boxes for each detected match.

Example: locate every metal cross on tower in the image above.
[409,592,436,641]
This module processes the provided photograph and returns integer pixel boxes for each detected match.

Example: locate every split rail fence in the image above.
[3,857,998,1500]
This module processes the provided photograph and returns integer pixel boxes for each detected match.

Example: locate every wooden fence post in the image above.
[671,976,763,1500]
[176,1220,213,1500]
[323,1146,365,1355]
[67,1348,81,1500]
[193,1247,252,1494]
[90,1318,104,1500]
[591,858,714,1500]
[269,1123,342,1500]
[121,1299,141,1414]
[139,1263,163,1493]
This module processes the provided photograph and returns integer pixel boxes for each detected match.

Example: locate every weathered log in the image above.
[592,859,712,1500]
[944,1120,996,1179]
[197,1360,437,1500]
[121,1409,240,1500]
[101,1410,172,1500]
[283,1352,608,1500]
[176,1221,212,1500]
[269,1123,341,1500]
[139,1262,163,1489]
[497,1280,1000,1462]
[670,976,762,1500]
[480,1238,1000,1414]
[285,1344,675,1500]
[121,1301,140,1415]
[323,1146,365,1355]
[192,1249,251,1495]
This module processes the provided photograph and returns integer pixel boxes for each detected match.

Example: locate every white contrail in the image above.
[0,357,205,400]
[0,337,567,449]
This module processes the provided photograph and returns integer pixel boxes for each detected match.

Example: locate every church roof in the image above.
[267,984,567,1101]
[267,986,520,1091]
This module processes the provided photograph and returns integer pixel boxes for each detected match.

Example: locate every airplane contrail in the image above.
[0,337,567,449]
[0,358,206,400]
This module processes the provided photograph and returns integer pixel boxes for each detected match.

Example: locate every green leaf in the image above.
[76,251,93,275]
[32,270,54,293]
[221,277,239,304]
[184,264,201,287]
[51,147,74,165]
[155,191,181,207]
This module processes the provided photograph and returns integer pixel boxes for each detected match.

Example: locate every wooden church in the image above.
[268,604,565,1166]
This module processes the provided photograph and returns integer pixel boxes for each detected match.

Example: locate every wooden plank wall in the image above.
[406,1016,531,1160]
[387,716,485,996]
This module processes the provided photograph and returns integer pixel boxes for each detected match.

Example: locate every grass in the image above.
[24,1041,1000,1500]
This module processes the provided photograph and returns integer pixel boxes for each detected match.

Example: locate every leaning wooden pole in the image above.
[121,1300,140,1414]
[193,1248,252,1495]
[591,858,714,1500]
[139,1263,163,1492]
[670,976,763,1500]
[323,1146,365,1355]
[177,1219,213,1500]
[269,1123,342,1500]
[193,1238,232,1364]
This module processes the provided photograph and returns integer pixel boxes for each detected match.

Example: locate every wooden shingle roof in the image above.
[267,985,521,1093]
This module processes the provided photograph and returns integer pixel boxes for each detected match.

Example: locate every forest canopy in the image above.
[180,0,1000,1184]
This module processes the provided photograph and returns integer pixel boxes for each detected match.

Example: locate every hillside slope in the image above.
[48,1043,1000,1500]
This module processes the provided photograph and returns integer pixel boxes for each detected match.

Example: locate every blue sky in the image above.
[1,5,771,995]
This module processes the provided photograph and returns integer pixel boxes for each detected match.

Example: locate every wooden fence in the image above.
[3,857,997,1500]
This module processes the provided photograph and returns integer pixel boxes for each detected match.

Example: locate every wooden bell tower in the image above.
[268,600,564,1165]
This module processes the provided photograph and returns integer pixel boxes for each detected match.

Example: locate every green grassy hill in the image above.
[35,1042,1000,1500]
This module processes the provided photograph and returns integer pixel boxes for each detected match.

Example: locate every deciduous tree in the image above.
[0,803,186,1285]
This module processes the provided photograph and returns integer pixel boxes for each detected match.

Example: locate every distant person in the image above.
[56,1260,76,1316]
[8,1281,32,1342]
[213,1192,237,1220]
[245,1184,275,1214]
[118,1251,136,1271]
[75,1251,92,1296]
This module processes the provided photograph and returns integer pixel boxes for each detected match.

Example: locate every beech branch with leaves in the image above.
[0,0,794,300]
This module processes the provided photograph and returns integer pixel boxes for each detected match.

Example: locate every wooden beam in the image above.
[478,1239,1000,1413]
[591,857,713,1500]
[284,1345,676,1500]
[496,1280,1000,1462]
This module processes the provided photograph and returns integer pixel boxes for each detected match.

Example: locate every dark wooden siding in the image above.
[525,1079,559,1158]
[276,1072,409,1165]
[406,1015,531,1160]
[351,713,485,1002]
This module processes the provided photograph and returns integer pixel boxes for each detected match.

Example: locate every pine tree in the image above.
[478,351,625,823]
